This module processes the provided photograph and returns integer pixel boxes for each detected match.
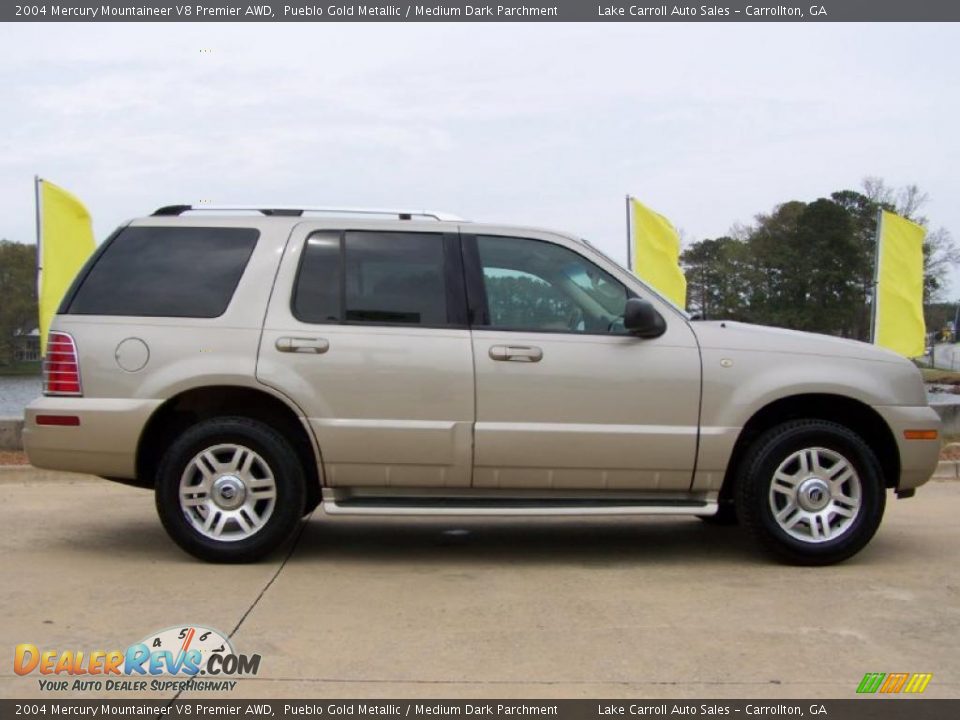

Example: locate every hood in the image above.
[690,320,913,366]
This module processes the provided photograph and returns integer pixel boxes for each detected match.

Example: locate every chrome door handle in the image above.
[489,345,543,362]
[276,337,329,354]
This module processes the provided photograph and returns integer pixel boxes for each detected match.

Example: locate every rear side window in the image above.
[66,226,259,318]
[293,231,451,327]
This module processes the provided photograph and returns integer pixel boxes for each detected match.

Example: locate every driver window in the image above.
[476,235,629,334]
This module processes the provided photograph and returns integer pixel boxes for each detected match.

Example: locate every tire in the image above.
[155,416,307,563]
[303,496,321,517]
[735,419,886,566]
[699,501,738,526]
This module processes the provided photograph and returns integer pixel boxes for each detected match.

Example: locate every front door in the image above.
[257,222,475,488]
[464,230,701,491]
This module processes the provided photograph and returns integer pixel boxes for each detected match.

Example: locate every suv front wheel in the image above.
[736,419,886,566]
[155,417,307,563]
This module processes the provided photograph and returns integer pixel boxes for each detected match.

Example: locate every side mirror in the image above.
[623,298,667,338]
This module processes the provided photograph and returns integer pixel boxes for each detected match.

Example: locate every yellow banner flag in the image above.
[38,179,96,355]
[874,210,926,358]
[628,197,687,308]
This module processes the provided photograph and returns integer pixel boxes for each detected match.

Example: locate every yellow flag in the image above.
[874,210,926,358]
[629,197,687,308]
[38,180,96,355]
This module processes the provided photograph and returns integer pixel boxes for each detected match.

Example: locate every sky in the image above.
[1,22,959,294]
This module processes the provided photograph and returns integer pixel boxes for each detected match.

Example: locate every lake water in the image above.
[0,376,42,418]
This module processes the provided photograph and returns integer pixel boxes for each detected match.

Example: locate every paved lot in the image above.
[1,469,958,700]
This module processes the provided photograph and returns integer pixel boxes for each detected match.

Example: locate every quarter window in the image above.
[476,235,630,334]
[66,226,259,318]
[292,232,341,323]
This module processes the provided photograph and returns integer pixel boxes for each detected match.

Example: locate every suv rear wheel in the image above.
[155,417,306,563]
[736,419,885,566]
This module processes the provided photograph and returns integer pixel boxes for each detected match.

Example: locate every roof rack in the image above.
[151,204,465,222]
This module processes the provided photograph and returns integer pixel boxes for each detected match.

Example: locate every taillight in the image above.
[44,331,82,396]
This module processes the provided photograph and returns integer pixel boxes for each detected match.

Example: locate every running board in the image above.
[321,488,717,517]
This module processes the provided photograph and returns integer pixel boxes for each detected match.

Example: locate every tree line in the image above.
[0,240,37,368]
[1,177,957,367]
[681,178,958,340]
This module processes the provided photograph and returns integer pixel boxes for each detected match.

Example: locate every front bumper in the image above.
[874,404,942,491]
[23,397,162,479]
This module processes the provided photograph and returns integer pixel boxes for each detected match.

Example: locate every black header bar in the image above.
[5,1,960,23]
[3,700,960,719]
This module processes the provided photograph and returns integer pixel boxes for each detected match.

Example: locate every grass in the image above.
[0,361,41,377]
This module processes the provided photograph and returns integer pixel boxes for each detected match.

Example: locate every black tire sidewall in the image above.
[699,502,738,525]
[737,421,886,565]
[155,417,306,563]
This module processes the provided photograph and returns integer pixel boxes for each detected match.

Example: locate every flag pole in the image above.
[625,194,632,271]
[34,175,44,357]
[869,208,883,345]
[34,175,42,303]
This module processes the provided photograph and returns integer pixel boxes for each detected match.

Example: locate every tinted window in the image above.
[476,235,629,334]
[345,232,447,325]
[67,226,258,318]
[293,231,449,327]
[292,232,341,323]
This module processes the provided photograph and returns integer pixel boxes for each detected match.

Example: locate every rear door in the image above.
[257,221,475,488]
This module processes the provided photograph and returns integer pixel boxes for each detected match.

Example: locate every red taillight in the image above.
[36,415,80,427]
[43,331,82,396]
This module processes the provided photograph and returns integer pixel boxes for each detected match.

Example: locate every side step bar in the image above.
[321,488,718,517]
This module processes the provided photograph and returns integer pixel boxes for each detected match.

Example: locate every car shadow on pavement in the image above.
[287,513,767,566]
[49,509,906,567]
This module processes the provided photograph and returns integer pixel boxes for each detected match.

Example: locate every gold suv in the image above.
[24,205,941,564]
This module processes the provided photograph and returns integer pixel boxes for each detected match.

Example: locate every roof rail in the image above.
[151,204,465,222]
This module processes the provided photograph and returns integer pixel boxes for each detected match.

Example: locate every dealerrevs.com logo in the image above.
[14,625,261,693]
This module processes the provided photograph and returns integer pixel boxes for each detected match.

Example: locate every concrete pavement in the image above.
[1,469,958,700]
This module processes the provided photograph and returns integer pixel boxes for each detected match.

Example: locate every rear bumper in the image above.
[23,397,162,479]
[874,404,942,491]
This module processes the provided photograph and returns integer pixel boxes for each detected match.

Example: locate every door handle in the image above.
[489,345,543,362]
[276,337,330,354]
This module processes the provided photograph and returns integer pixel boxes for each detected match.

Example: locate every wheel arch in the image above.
[720,394,900,501]
[135,385,322,509]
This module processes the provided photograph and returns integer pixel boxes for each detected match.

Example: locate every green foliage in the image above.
[681,236,750,321]
[0,240,38,367]
[681,180,958,340]
[485,274,574,328]
[925,302,958,337]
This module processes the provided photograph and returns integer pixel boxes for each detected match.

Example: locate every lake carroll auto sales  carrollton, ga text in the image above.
[597,5,826,17]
